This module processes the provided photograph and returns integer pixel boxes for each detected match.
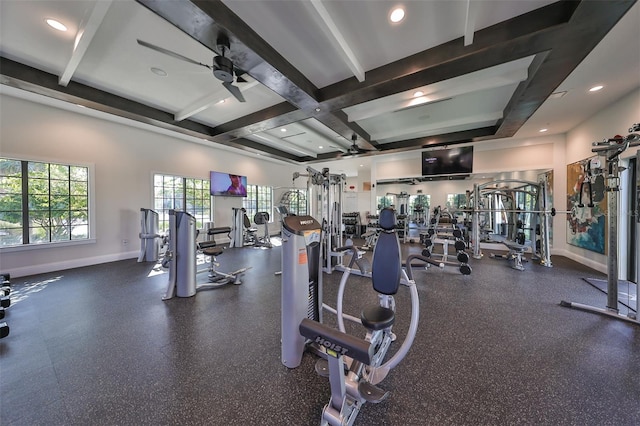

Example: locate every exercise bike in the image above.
[301,207,429,425]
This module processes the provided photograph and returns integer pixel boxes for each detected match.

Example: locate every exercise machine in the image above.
[489,240,528,271]
[162,209,250,300]
[281,215,322,368]
[293,167,347,274]
[386,192,410,242]
[293,166,346,273]
[466,179,563,268]
[561,124,640,325]
[281,208,428,423]
[230,207,257,247]
[253,211,273,248]
[137,208,163,262]
[296,208,428,425]
[313,166,344,272]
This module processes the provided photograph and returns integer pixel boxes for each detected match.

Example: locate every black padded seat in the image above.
[360,305,395,331]
[202,247,224,257]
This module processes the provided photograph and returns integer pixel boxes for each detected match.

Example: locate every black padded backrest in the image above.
[371,208,401,295]
[254,211,270,225]
[243,214,252,229]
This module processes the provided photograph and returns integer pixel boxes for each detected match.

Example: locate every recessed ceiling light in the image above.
[539,128,548,133]
[589,85,603,92]
[360,164,364,167]
[46,18,67,32]
[318,145,323,149]
[150,67,167,77]
[413,91,424,98]
[217,99,226,104]
[389,7,405,23]
[280,128,287,132]
[409,96,429,107]
[315,107,321,112]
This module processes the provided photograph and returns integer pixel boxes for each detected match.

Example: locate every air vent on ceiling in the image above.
[392,97,452,113]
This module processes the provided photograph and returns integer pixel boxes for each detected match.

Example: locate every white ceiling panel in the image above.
[1,0,637,169]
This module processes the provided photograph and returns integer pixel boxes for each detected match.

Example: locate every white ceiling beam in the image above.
[464,0,479,46]
[372,111,503,141]
[59,0,113,87]
[347,68,528,122]
[174,80,260,121]
[308,0,365,82]
[249,133,318,158]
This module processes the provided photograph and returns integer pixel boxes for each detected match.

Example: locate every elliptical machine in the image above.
[299,208,429,425]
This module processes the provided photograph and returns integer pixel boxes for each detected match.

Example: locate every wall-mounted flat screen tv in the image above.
[422,146,473,176]
[210,171,248,197]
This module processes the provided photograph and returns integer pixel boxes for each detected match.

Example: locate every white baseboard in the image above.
[6,250,140,278]
[550,248,607,274]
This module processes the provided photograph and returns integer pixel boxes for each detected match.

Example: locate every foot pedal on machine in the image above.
[314,359,330,377]
[358,380,389,403]
[314,358,350,378]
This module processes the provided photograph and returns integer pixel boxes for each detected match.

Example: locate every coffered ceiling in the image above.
[1,0,638,167]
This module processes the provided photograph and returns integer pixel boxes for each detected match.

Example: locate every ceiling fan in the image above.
[137,34,247,102]
[343,134,374,156]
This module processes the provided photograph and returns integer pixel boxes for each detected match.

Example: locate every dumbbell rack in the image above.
[1,273,11,339]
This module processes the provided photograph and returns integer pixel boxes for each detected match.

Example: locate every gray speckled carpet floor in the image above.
[2,243,639,425]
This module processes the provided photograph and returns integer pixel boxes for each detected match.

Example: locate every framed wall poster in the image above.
[566,157,606,254]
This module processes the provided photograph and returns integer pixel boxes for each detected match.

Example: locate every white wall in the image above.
[371,137,560,212]
[563,88,640,273]
[1,87,638,277]
[0,93,301,277]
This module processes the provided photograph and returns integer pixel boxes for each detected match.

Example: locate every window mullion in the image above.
[48,163,52,242]
[21,161,29,245]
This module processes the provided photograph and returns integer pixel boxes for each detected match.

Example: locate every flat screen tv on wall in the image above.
[210,171,247,197]
[421,146,473,177]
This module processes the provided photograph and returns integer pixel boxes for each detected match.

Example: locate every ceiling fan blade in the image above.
[235,69,248,83]
[137,39,212,70]
[222,81,246,102]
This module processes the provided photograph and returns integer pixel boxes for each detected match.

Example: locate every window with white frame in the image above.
[0,158,89,247]
[244,184,273,222]
[409,194,430,217]
[376,195,393,214]
[446,193,467,210]
[153,174,211,232]
[280,189,307,216]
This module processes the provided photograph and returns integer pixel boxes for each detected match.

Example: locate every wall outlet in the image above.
[122,239,128,245]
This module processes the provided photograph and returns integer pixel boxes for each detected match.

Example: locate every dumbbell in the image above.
[459,264,472,275]
[422,249,431,258]
[457,252,470,263]
[454,240,466,251]
[452,229,462,238]
[0,307,4,320]
[1,295,10,309]
[0,321,9,339]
